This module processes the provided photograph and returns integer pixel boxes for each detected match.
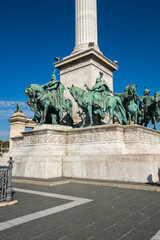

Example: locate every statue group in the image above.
[25,71,73,125]
[25,71,160,130]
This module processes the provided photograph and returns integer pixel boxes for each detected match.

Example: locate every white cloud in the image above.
[0,101,15,107]
[0,110,15,119]
[0,131,9,136]
[0,100,33,119]
[0,101,29,109]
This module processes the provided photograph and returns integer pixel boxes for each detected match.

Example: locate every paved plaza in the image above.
[0,182,160,240]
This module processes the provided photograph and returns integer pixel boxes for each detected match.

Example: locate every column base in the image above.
[72,43,100,54]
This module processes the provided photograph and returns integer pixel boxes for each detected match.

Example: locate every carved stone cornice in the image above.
[11,124,160,147]
[54,48,118,73]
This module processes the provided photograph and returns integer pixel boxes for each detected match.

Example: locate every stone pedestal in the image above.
[9,111,36,149]
[2,124,160,183]
[4,125,69,178]
[9,112,26,149]
[55,49,118,123]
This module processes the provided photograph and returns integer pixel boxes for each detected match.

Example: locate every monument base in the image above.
[1,124,160,183]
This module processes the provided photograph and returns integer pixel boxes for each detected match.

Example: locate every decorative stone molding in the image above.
[67,130,124,144]
[12,137,23,148]
[60,58,113,77]
[3,124,160,182]
[11,124,160,147]
[124,128,160,144]
[61,58,92,75]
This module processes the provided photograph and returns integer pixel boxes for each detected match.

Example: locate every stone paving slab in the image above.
[0,192,70,224]
[0,187,92,231]
[0,182,160,239]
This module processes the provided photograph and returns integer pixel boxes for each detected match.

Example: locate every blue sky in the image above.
[0,0,160,140]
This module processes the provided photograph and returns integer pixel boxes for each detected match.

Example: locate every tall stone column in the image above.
[54,0,118,124]
[73,0,99,53]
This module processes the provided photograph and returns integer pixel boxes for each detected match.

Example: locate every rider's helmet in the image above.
[51,69,57,81]
[96,72,103,83]
[99,71,103,78]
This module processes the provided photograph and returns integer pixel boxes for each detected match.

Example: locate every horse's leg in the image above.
[114,112,123,125]
[43,108,47,124]
[98,114,102,125]
[144,121,149,127]
[128,112,132,124]
[153,116,157,130]
[134,112,138,124]
[154,122,157,130]
[144,117,149,127]
[106,100,116,124]
[138,115,142,125]
[88,105,93,126]
[43,102,49,124]
[40,109,45,124]
[51,114,57,125]
[106,108,113,124]
[66,102,73,126]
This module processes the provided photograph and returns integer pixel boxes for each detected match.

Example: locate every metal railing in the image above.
[0,157,14,202]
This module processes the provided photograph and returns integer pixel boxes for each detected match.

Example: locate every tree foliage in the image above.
[0,140,9,150]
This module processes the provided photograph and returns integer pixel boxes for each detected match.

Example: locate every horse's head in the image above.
[25,84,43,97]
[25,85,36,98]
[24,85,32,97]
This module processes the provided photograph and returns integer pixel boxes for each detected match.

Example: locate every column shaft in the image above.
[74,0,99,52]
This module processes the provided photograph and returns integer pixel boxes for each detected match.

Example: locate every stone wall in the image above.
[1,124,160,183]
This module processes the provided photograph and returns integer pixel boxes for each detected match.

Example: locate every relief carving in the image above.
[13,140,22,148]
[67,130,123,144]
[124,129,160,144]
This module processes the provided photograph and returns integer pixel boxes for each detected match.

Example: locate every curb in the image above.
[0,200,18,208]
[12,178,71,186]
[12,178,160,192]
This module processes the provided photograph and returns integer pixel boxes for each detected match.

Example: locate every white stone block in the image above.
[2,124,160,183]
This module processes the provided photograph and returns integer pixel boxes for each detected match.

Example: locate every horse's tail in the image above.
[115,97,128,125]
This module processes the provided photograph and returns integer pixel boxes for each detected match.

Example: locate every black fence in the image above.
[0,157,14,202]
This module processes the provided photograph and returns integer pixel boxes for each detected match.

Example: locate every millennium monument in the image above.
[1,0,160,183]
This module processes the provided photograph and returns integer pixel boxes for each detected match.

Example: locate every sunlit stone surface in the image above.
[1,124,160,183]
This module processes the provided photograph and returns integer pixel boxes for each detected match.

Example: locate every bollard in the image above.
[6,157,14,202]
